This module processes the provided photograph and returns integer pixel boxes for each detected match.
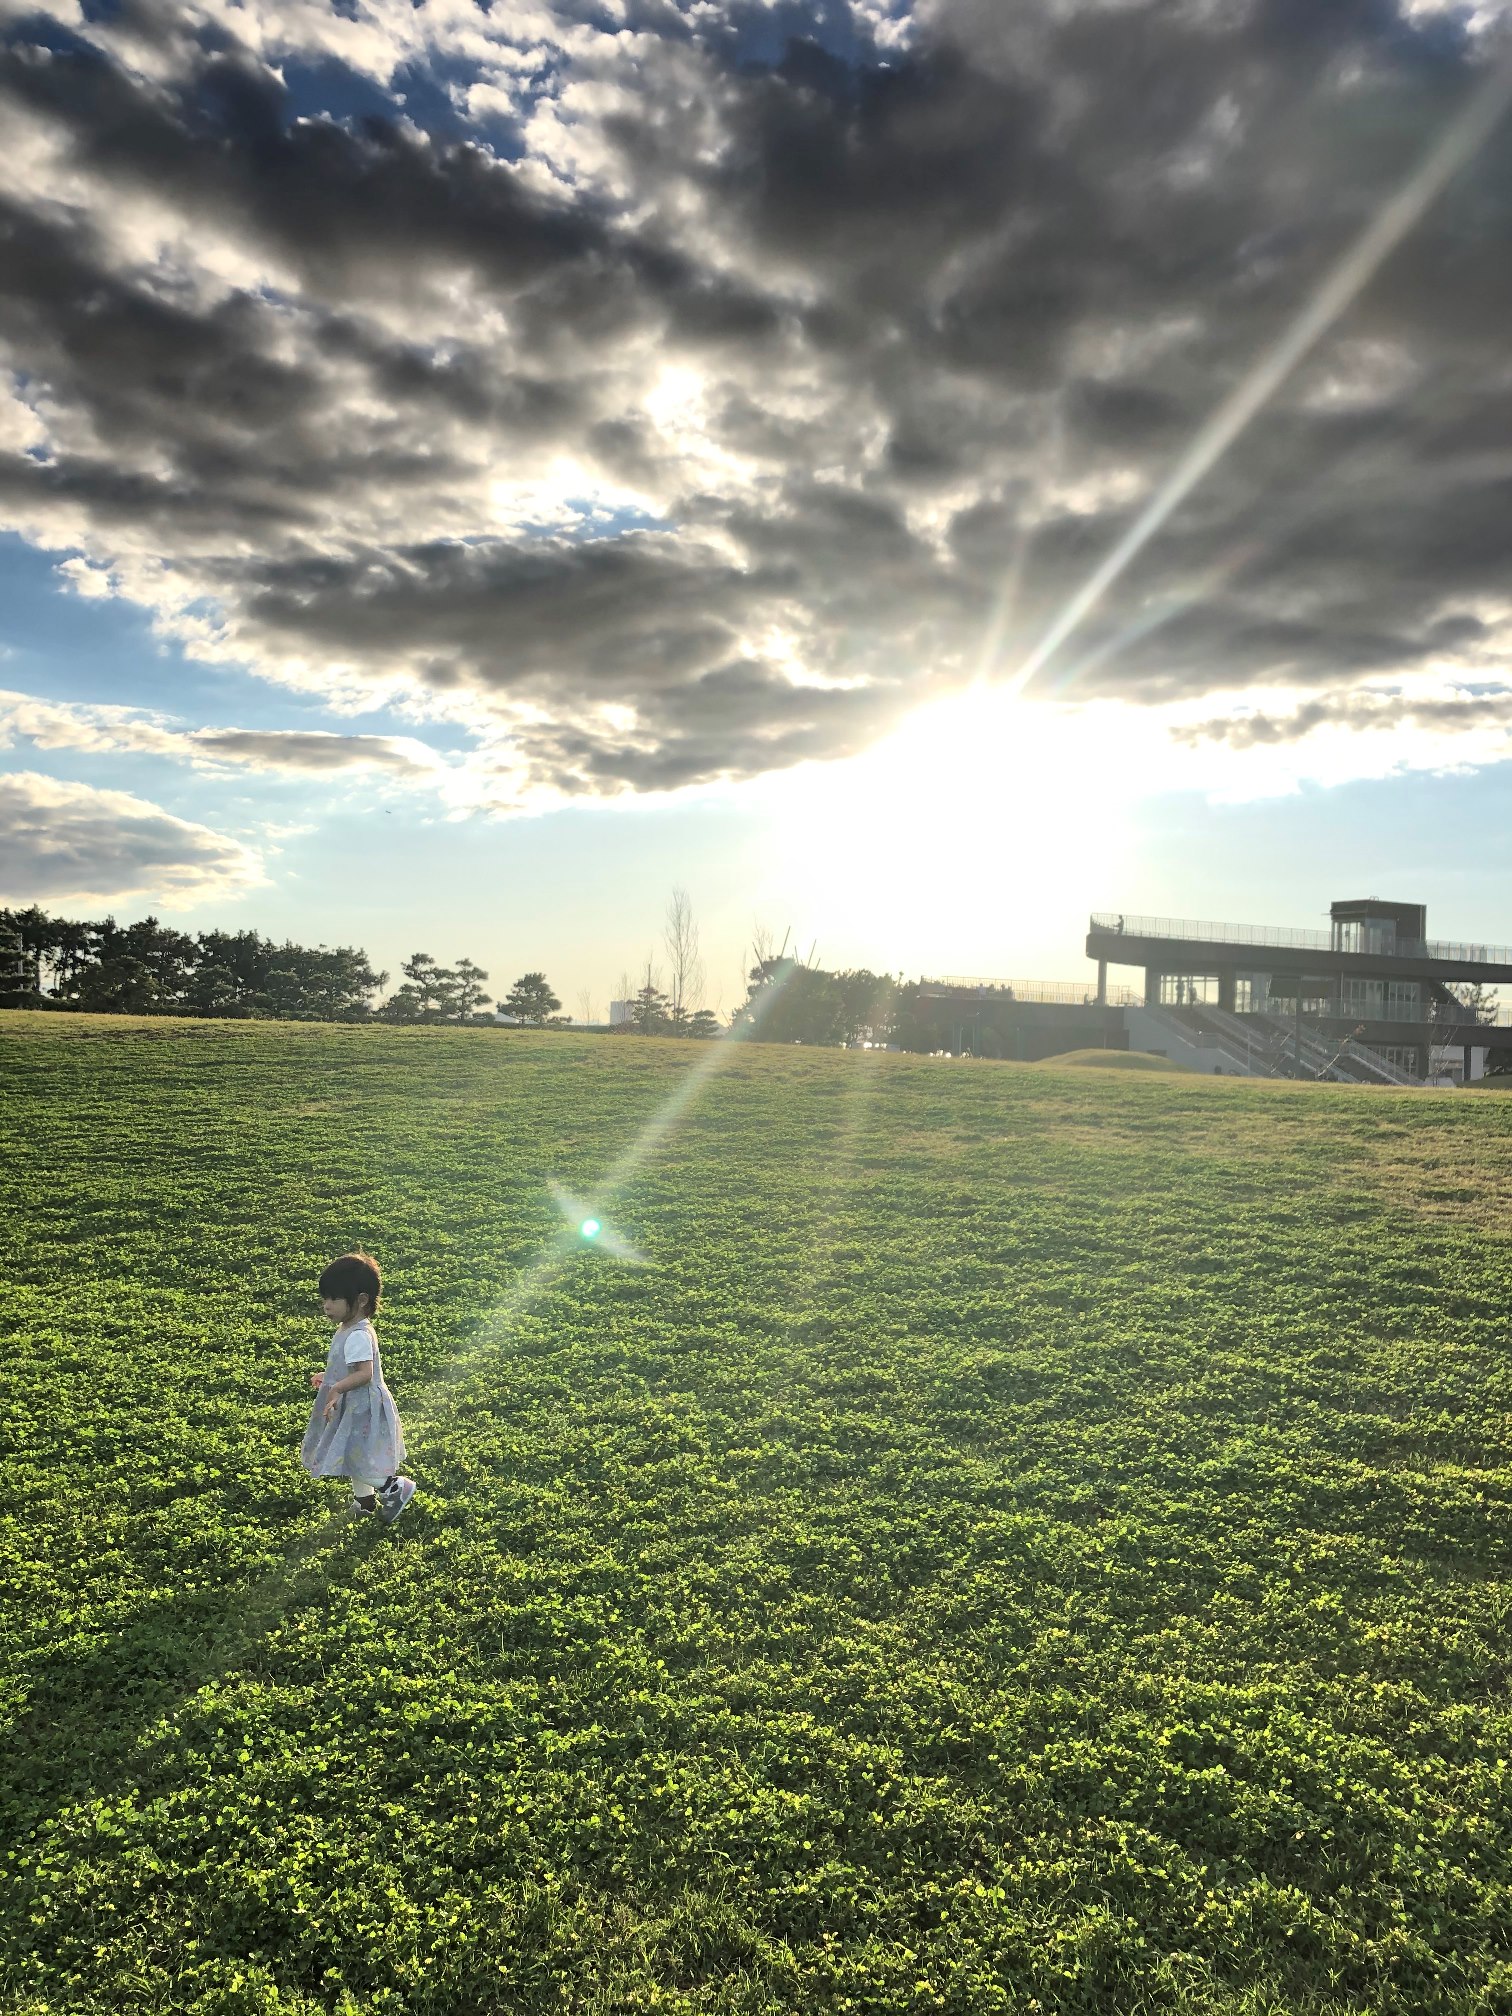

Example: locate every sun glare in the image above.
[761,688,1159,970]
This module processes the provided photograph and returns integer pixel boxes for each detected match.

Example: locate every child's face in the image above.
[321,1294,354,1326]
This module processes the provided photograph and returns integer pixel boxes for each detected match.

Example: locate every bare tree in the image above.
[576,987,597,1027]
[736,922,772,1021]
[664,886,704,1030]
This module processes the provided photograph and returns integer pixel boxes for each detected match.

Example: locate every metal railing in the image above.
[1240,1001,1512,1030]
[922,976,1143,1006]
[1339,1037,1420,1087]
[1090,912,1512,968]
[1256,1011,1424,1087]
[919,974,1510,1029]
[1336,1005,1512,1030]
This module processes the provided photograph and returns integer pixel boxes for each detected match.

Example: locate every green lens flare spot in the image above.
[580,1218,601,1240]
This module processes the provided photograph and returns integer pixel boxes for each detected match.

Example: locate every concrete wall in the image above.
[916,997,1129,1061]
[1124,1008,1246,1075]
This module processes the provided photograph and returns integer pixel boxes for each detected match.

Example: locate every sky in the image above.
[3,0,1512,1013]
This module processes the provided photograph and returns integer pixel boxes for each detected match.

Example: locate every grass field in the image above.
[1031,1050,1193,1072]
[3,1015,1512,2016]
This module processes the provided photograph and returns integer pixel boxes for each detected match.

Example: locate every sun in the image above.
[758,686,1162,971]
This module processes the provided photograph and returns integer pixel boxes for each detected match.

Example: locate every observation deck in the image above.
[1086,906,1512,989]
[1082,899,1512,1075]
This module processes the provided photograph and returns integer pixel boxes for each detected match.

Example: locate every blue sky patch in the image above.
[0,535,442,748]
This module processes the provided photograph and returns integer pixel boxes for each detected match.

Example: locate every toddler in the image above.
[301,1250,416,1522]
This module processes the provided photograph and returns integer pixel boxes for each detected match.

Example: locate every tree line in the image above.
[0,908,568,1026]
[0,898,952,1049]
[378,952,564,1027]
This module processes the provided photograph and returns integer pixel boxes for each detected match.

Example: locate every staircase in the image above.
[1131,1004,1420,1086]
[1127,1004,1266,1075]
[1252,1011,1419,1086]
[1335,1035,1419,1086]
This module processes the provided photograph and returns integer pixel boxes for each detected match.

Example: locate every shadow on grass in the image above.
[0,1506,381,1844]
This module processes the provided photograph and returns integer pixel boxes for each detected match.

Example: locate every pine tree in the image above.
[501,972,562,1025]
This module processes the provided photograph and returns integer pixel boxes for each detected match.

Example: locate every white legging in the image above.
[351,1475,390,1501]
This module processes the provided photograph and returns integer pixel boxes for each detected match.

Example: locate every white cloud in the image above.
[0,375,47,456]
[55,556,117,599]
[1164,672,1512,800]
[0,770,266,905]
[0,689,449,778]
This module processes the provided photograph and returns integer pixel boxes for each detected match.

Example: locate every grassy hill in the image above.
[1033,1047,1193,1071]
[3,1015,1511,2015]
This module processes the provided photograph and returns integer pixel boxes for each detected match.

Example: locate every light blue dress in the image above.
[300,1318,407,1482]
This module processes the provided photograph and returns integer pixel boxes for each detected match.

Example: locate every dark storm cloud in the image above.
[0,195,322,456]
[2,0,1512,797]
[0,37,599,299]
[311,317,583,438]
[236,535,765,695]
[0,30,789,348]
[507,663,899,795]
[0,189,585,538]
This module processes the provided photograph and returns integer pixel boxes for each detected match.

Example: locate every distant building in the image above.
[1087,897,1506,1083]
[916,897,1506,1081]
[609,999,631,1027]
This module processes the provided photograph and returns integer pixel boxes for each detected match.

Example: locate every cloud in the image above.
[1173,681,1512,749]
[0,769,265,905]
[189,727,445,774]
[2,0,1512,799]
[0,689,447,776]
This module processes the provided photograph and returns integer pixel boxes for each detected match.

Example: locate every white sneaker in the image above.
[378,1476,417,1524]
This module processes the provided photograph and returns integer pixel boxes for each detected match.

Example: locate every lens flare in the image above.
[89,951,805,1796]
[526,960,802,1289]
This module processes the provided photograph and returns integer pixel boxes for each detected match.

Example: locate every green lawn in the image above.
[2,1015,1511,2015]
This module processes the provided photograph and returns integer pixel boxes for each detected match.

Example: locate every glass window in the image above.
[1159,974,1218,1005]
[1334,918,1399,955]
[1368,1045,1419,1071]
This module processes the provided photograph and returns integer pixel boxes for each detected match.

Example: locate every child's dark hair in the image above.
[319,1250,382,1315]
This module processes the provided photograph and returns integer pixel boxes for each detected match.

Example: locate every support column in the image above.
[1218,968,1236,1013]
[1464,1041,1474,1085]
[1096,959,1107,1006]
[1144,965,1162,1008]
[1415,1043,1430,1081]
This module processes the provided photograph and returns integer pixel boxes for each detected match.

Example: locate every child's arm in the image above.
[321,1359,373,1420]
